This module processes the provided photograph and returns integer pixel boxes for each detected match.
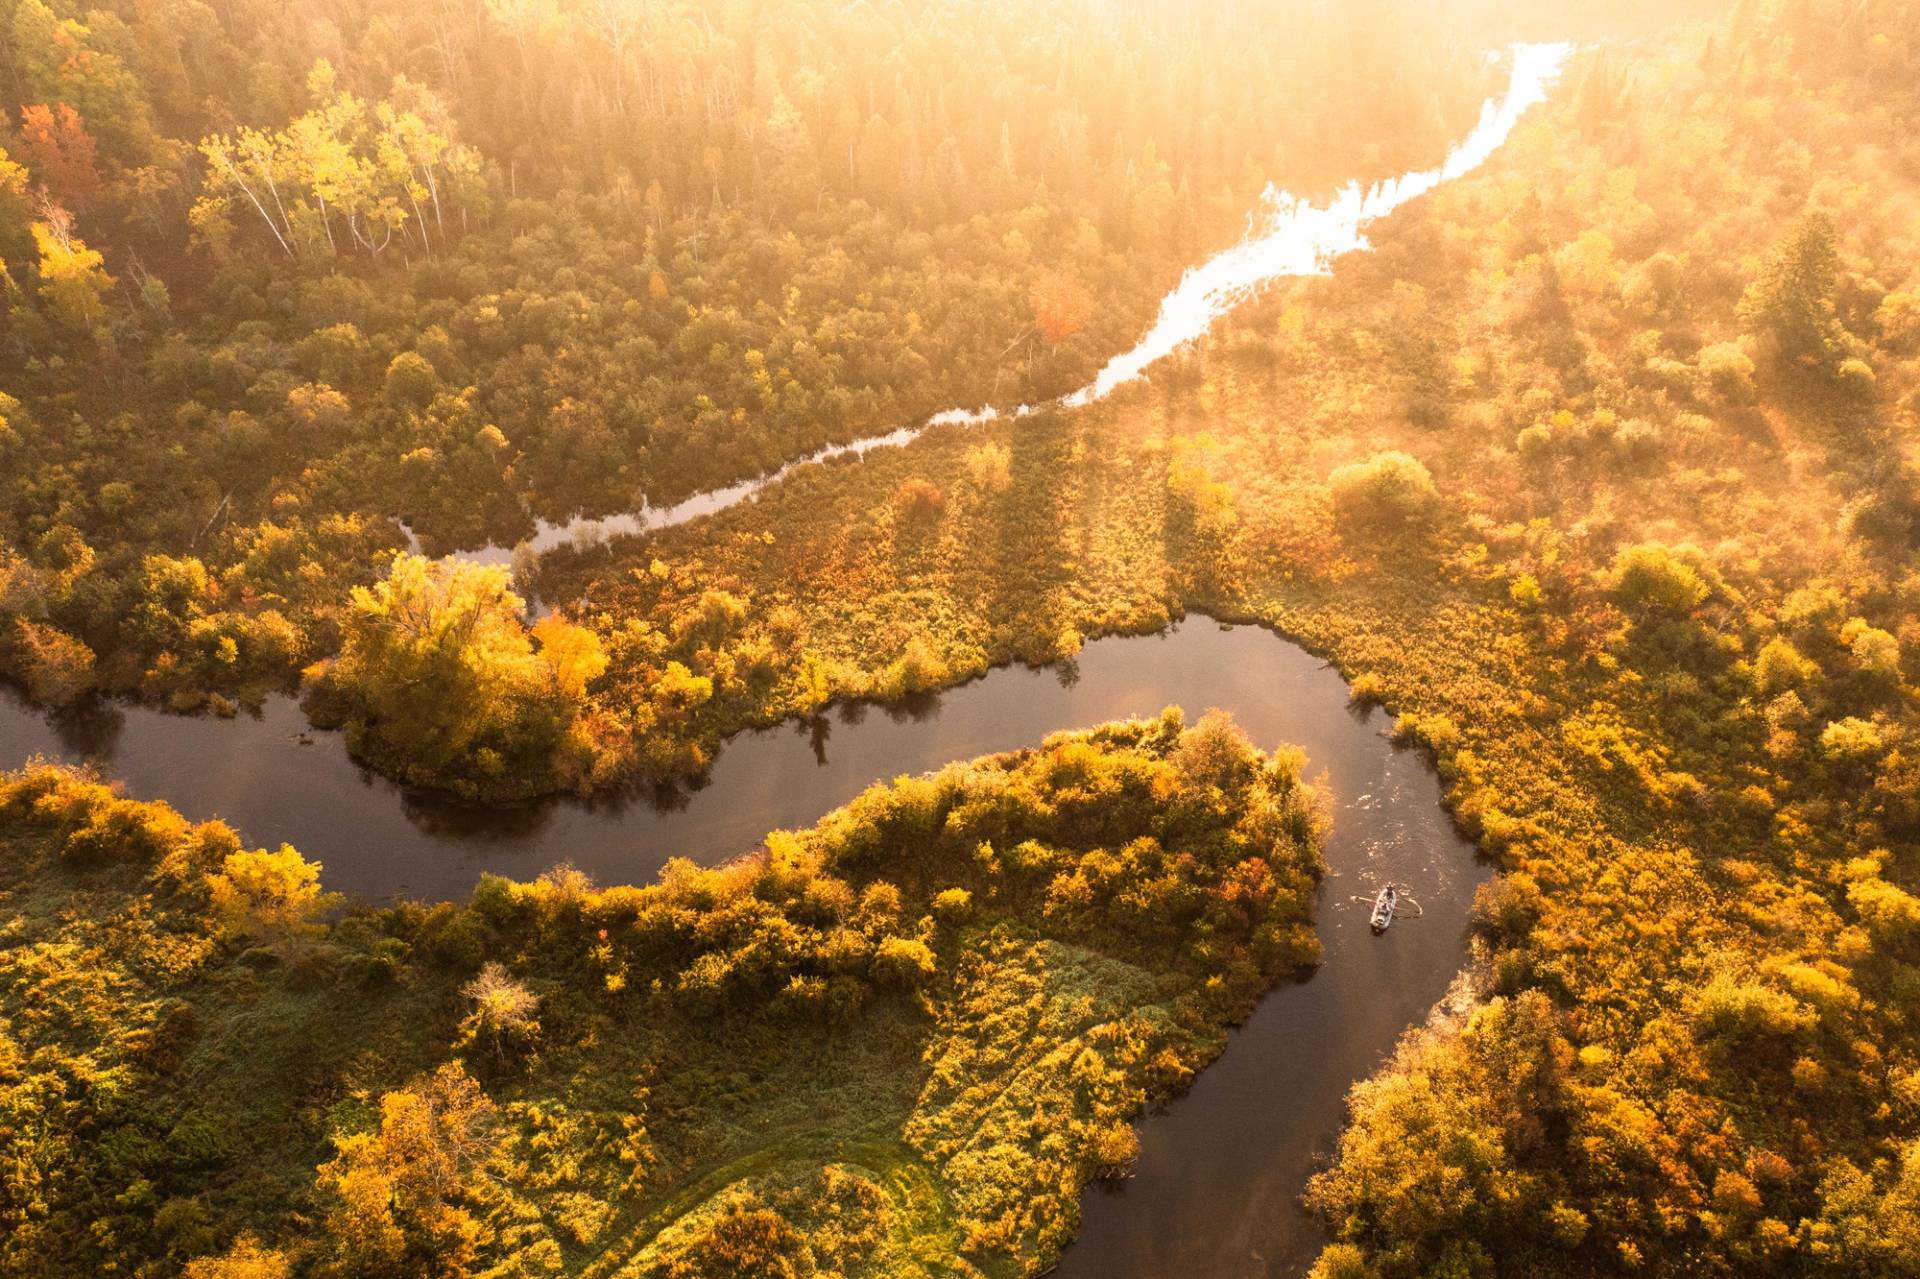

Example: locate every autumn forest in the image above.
[4,0,1920,1276]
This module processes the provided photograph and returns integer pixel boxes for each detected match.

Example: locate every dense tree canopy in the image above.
[0,0,1597,748]
[6,1,1920,1276]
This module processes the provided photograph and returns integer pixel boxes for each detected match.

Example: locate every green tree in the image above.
[1172,708,1256,791]
[308,555,608,795]
[1695,341,1756,404]
[1606,542,1711,619]
[1847,621,1901,687]
[0,143,30,287]
[384,351,438,410]
[1737,211,1847,372]
[1820,716,1885,766]
[1307,993,1567,1272]
[1753,636,1817,696]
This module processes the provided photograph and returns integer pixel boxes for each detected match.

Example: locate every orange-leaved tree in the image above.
[1030,272,1093,344]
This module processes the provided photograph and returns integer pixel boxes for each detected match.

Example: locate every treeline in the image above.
[0,0,1515,267]
[0,0,1573,737]
[0,709,1325,1276]
[512,1,1920,1272]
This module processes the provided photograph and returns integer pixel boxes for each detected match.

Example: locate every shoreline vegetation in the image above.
[0,0,1526,739]
[543,7,1920,1271]
[4,0,1920,1276]
[0,711,1326,1277]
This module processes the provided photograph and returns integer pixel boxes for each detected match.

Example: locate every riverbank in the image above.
[1,712,1329,1277]
[0,43,1568,814]
[525,9,1920,1266]
[0,618,1488,1271]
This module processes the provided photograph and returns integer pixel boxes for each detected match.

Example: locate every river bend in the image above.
[1,620,1480,1274]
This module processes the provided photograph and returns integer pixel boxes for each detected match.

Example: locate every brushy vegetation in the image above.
[0,0,1554,771]
[551,5,1920,1273]
[8,1,1920,1276]
[0,708,1325,1276]
[300,554,620,800]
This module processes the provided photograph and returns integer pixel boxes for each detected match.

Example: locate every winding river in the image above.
[1,620,1481,1273]
[0,44,1571,1275]
[432,42,1570,566]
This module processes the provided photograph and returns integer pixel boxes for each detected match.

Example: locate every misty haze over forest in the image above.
[3,2,1920,1277]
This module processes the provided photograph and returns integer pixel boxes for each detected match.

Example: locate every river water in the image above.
[0,619,1481,1273]
[1,42,1567,1276]
[429,42,1569,566]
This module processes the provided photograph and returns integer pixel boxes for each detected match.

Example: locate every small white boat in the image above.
[1370,884,1398,933]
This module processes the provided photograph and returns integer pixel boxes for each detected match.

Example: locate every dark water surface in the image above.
[0,619,1483,1275]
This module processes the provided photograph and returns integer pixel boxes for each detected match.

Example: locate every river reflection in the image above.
[0,619,1483,1274]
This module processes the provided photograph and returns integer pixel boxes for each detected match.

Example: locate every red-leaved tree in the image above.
[18,103,103,212]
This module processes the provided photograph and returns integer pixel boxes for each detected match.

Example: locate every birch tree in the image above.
[191,62,479,263]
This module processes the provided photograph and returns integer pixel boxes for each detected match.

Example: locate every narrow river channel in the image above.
[426,42,1569,567]
[0,41,1567,1278]
[1,618,1481,1273]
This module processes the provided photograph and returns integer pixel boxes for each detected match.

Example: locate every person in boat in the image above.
[1370,883,1398,933]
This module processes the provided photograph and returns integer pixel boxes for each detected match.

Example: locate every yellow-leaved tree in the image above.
[0,143,28,290]
[182,1235,290,1279]
[304,554,616,798]
[192,61,479,262]
[206,844,342,965]
[314,1062,498,1276]
[30,207,113,332]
